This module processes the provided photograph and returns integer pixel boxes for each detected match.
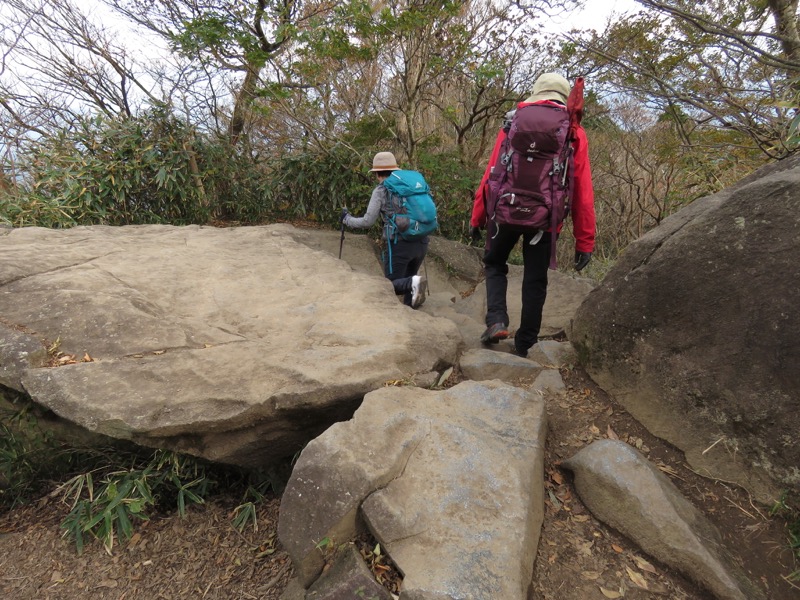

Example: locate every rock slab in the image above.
[563,440,766,600]
[278,380,547,599]
[0,224,462,467]
[570,156,800,503]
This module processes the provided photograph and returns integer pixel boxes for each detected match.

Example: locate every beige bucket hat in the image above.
[524,72,570,104]
[369,151,400,172]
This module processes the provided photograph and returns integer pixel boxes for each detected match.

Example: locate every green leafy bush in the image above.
[7,110,205,226]
[0,390,102,509]
[58,450,212,554]
[56,451,291,554]
[1,108,278,228]
[1,389,289,554]
[415,149,484,242]
[266,147,373,224]
[770,492,800,582]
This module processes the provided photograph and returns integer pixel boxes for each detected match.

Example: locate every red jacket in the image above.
[470,100,596,253]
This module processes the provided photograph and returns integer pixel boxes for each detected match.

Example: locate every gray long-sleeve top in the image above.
[343,184,396,239]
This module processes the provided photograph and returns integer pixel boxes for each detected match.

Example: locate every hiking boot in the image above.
[480,322,509,344]
[510,346,529,359]
[411,275,427,309]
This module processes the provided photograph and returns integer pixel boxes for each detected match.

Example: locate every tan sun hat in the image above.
[369,151,400,172]
[524,72,570,104]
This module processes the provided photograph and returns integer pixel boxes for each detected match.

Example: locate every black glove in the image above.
[574,251,592,272]
[339,208,348,226]
[470,226,482,245]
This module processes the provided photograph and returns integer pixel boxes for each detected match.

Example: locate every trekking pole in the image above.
[338,208,346,259]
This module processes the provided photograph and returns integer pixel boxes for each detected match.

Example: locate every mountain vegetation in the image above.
[0,0,797,273]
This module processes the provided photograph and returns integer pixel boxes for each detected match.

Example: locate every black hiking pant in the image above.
[385,237,429,306]
[483,224,553,353]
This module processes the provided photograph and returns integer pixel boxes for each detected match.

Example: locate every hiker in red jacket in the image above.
[469,72,596,357]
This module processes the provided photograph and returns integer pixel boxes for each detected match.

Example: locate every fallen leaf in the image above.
[633,555,657,574]
[555,488,572,502]
[607,425,619,440]
[611,543,624,553]
[578,540,594,556]
[152,350,165,355]
[626,565,648,589]
[82,352,93,362]
[436,367,453,387]
[599,587,622,598]
[581,570,601,580]
[589,424,601,435]
[50,571,63,583]
[550,470,564,485]
[571,514,590,523]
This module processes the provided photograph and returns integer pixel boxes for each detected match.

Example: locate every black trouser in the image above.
[385,237,429,306]
[483,223,552,352]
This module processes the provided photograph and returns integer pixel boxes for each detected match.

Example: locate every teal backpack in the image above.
[383,170,438,242]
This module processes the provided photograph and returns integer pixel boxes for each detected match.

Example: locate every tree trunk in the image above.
[768,0,800,82]
[228,65,261,147]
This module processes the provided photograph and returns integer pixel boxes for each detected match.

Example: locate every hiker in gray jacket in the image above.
[340,151,428,308]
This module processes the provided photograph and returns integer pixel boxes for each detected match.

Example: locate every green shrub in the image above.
[7,110,207,226]
[56,450,291,554]
[415,149,483,242]
[1,389,289,554]
[59,449,213,554]
[0,390,102,509]
[770,491,800,582]
[266,147,373,225]
[1,109,279,228]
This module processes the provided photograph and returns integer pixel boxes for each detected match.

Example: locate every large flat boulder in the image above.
[0,224,462,467]
[570,156,800,503]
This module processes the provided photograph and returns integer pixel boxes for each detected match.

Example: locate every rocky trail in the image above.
[1,364,796,600]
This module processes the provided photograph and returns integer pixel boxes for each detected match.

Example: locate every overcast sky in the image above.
[552,0,639,32]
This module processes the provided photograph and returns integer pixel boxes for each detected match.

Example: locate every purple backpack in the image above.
[486,104,572,237]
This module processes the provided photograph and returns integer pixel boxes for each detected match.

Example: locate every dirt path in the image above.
[1,365,797,599]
